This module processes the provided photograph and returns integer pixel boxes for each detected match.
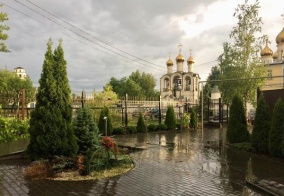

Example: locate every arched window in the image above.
[185,76,191,91]
[164,78,170,91]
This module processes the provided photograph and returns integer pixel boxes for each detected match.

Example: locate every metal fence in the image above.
[0,90,198,126]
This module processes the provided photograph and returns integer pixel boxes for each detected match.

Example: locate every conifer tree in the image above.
[27,39,78,160]
[190,110,198,130]
[98,106,113,135]
[74,107,99,154]
[251,94,271,154]
[227,95,250,144]
[269,98,284,158]
[165,105,176,131]
[137,112,146,133]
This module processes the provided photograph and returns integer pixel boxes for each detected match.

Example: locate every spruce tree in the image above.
[165,105,176,131]
[227,95,250,144]
[137,112,146,133]
[27,39,78,160]
[98,106,113,135]
[74,107,99,154]
[251,94,271,154]
[269,98,284,158]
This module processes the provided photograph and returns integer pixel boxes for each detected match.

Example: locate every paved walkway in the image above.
[0,130,266,196]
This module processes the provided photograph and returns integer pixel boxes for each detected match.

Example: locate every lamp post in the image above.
[103,117,107,136]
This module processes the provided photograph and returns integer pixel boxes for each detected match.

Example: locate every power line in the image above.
[24,0,164,68]
[8,0,166,72]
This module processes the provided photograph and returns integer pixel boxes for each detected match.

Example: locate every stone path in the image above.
[0,131,271,195]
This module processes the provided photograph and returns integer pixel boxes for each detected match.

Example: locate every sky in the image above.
[0,0,283,94]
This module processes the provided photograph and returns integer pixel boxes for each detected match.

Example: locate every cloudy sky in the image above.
[0,0,283,94]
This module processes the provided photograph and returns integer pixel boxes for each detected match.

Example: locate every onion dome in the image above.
[273,50,278,59]
[176,53,184,62]
[187,55,195,64]
[260,44,273,56]
[166,58,173,66]
[276,27,284,44]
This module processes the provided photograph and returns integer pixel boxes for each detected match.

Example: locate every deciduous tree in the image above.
[218,0,266,109]
[0,4,9,52]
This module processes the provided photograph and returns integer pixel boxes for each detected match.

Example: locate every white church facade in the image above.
[160,45,200,106]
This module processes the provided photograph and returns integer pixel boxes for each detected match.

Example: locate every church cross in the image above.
[168,52,171,58]
[178,43,183,53]
[189,49,192,55]
[282,13,284,23]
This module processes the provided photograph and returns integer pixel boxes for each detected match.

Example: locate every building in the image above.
[259,18,284,113]
[160,44,200,106]
[260,21,284,90]
[14,67,27,80]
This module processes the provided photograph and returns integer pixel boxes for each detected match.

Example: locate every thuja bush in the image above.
[190,110,197,130]
[251,94,271,154]
[73,107,99,155]
[227,95,250,144]
[165,105,176,131]
[136,113,146,133]
[269,98,284,158]
[98,106,113,136]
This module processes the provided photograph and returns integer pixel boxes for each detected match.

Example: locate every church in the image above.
[160,44,200,106]
[260,18,284,91]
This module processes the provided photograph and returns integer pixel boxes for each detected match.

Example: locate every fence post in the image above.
[125,94,128,127]
[21,89,25,121]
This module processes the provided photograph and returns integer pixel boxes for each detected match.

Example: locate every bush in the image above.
[98,106,113,136]
[112,127,125,135]
[165,106,176,130]
[148,124,157,132]
[126,126,137,134]
[227,95,250,144]
[136,113,146,133]
[269,98,284,158]
[251,94,271,154]
[73,107,99,155]
[176,123,181,130]
[190,110,197,130]
[24,160,53,179]
[0,118,29,143]
[156,124,167,131]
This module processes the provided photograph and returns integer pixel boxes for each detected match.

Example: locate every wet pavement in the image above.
[1,127,284,195]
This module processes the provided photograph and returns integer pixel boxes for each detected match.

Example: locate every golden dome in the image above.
[273,50,278,59]
[176,53,185,62]
[187,55,195,64]
[260,44,273,56]
[166,58,173,66]
[276,27,284,44]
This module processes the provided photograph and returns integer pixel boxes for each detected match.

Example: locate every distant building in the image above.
[160,44,200,106]
[14,67,27,80]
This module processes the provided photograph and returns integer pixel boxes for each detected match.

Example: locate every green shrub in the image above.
[126,126,137,134]
[112,127,125,135]
[98,106,113,136]
[73,107,99,155]
[269,98,284,158]
[0,118,29,142]
[148,124,157,132]
[156,124,167,131]
[176,123,181,130]
[251,94,271,154]
[190,110,197,130]
[165,106,176,130]
[227,95,250,144]
[136,113,146,133]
